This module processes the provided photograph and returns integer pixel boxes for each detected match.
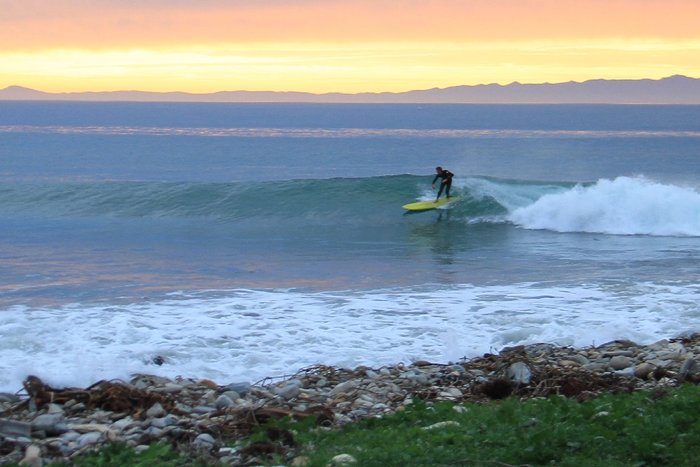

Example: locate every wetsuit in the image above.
[432,169,454,200]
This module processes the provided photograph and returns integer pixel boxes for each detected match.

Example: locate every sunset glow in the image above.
[2,0,700,93]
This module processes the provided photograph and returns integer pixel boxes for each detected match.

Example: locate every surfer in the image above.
[432,166,454,201]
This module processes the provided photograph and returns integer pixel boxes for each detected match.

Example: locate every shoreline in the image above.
[2,333,700,465]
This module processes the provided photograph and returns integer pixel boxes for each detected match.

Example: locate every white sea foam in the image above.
[2,281,699,393]
[509,177,700,236]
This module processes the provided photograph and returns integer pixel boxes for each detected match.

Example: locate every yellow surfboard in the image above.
[402,197,459,211]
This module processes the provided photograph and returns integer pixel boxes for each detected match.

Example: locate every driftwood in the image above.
[21,376,175,419]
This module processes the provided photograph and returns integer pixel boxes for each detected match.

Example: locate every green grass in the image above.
[26,384,700,466]
[47,442,201,467]
[262,384,700,466]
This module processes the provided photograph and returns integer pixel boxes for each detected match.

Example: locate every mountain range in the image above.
[1,75,699,104]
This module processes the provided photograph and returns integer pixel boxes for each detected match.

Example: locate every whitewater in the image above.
[1,102,700,393]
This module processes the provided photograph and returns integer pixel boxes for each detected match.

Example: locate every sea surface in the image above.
[1,102,700,392]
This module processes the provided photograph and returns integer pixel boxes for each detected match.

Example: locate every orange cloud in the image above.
[2,0,700,50]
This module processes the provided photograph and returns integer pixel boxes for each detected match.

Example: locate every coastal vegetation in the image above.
[35,384,700,466]
[4,336,700,466]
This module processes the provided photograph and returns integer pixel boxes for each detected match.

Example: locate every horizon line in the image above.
[2,75,699,105]
[2,74,698,97]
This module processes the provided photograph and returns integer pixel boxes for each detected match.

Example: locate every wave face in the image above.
[2,175,699,236]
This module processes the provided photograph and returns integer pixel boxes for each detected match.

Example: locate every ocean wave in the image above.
[3,175,699,236]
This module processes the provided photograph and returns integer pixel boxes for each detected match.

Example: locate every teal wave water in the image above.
[3,176,700,236]
[0,175,516,220]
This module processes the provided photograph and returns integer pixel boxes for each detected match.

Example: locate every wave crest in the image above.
[509,176,700,236]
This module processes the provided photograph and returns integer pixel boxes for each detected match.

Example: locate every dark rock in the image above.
[480,378,513,400]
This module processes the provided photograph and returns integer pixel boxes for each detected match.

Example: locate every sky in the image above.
[2,0,700,94]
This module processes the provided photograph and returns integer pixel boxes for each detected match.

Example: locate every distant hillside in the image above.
[1,75,699,104]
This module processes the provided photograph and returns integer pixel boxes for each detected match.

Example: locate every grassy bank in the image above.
[41,384,700,466]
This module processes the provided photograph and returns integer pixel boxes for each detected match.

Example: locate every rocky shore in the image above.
[2,333,700,466]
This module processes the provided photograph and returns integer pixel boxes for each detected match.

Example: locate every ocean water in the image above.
[1,102,700,392]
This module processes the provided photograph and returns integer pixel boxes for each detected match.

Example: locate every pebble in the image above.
[19,444,42,467]
[422,421,460,430]
[329,453,357,465]
[2,333,700,466]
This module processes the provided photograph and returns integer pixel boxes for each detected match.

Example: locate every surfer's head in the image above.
[435,166,443,173]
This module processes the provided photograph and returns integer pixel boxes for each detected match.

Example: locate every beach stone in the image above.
[77,432,103,449]
[151,355,165,366]
[634,362,656,379]
[145,402,166,418]
[192,405,217,415]
[400,369,428,385]
[329,453,357,465]
[133,445,150,454]
[656,351,686,361]
[506,362,532,384]
[201,389,217,404]
[0,393,20,404]
[150,415,178,428]
[218,446,238,457]
[31,413,67,436]
[351,399,373,410]
[59,431,80,442]
[609,355,633,370]
[667,342,687,353]
[19,444,42,467]
[614,367,635,377]
[174,402,194,414]
[347,408,370,419]
[316,377,329,387]
[151,383,184,394]
[130,374,172,389]
[70,424,111,434]
[272,379,302,399]
[110,417,136,432]
[329,380,359,396]
[649,339,670,348]
[604,350,636,358]
[679,357,698,380]
[559,359,581,367]
[221,390,241,401]
[215,394,235,409]
[142,426,164,440]
[193,433,216,451]
[439,387,463,400]
[372,402,390,412]
[647,358,673,368]
[0,419,32,438]
[571,354,590,365]
[46,404,63,414]
[422,421,460,430]
[220,382,251,396]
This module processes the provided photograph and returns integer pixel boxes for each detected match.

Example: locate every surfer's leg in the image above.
[436,184,445,201]
[445,181,452,198]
